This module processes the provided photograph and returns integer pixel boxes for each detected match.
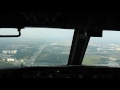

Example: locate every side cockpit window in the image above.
[83,30,120,67]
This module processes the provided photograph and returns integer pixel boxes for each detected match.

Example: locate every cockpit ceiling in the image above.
[0,12,120,31]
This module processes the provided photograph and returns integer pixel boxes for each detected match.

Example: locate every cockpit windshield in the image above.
[0,28,74,68]
[83,30,120,67]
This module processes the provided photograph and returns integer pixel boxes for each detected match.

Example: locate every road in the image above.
[24,42,48,66]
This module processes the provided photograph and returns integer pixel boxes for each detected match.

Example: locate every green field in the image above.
[36,45,70,65]
[0,60,16,68]
[83,54,102,65]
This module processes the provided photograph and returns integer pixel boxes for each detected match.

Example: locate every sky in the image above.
[91,30,120,43]
[1,28,120,42]
[0,28,74,40]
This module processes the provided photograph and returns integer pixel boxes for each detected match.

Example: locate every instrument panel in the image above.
[0,66,119,78]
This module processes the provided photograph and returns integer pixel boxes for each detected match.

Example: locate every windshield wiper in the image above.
[0,28,21,37]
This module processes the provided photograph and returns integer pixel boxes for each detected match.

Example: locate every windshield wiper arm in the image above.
[0,28,21,37]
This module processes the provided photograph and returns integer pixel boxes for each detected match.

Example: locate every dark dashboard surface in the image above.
[0,66,120,78]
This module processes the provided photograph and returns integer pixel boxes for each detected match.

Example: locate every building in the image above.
[2,50,17,54]
[7,58,15,62]
[2,50,7,54]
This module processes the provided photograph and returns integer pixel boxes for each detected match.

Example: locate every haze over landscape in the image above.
[0,28,120,68]
[0,28,74,40]
[83,30,120,67]
[0,28,74,68]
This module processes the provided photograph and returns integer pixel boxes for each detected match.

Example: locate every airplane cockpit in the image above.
[0,12,120,78]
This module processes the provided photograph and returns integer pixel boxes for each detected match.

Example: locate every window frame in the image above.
[68,29,90,66]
